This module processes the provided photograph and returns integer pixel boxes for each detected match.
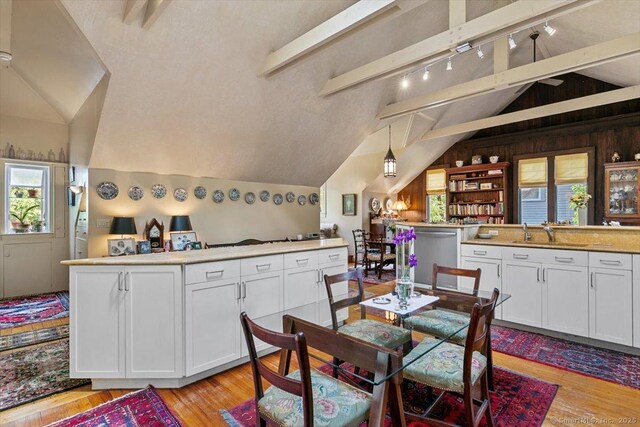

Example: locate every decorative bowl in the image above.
[455,160,464,167]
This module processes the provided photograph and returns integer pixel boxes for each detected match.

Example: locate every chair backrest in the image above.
[463,288,499,382]
[352,229,366,253]
[240,312,314,426]
[365,233,385,255]
[432,264,481,295]
[323,268,365,330]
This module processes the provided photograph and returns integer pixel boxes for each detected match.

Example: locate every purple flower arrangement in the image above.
[395,228,418,281]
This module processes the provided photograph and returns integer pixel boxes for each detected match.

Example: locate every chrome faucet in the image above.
[543,224,555,242]
[523,223,532,242]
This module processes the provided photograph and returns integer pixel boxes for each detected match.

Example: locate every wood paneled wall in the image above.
[398,171,427,222]
[399,73,640,224]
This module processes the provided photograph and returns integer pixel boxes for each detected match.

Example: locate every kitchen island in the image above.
[62,238,349,389]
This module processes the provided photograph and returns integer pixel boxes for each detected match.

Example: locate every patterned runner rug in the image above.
[0,292,69,329]
[0,325,69,352]
[221,365,557,427]
[0,338,89,411]
[492,325,640,389]
[46,386,182,427]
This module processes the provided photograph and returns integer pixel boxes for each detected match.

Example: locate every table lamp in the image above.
[109,217,137,237]
[170,215,193,232]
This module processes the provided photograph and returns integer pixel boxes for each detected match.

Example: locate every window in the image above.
[5,163,50,234]
[516,150,592,225]
[426,169,446,223]
[319,183,327,218]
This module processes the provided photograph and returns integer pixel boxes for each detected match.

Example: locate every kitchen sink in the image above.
[510,240,589,247]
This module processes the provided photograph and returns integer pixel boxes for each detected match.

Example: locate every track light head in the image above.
[508,34,517,50]
[446,57,452,71]
[477,47,484,59]
[422,67,429,81]
[401,75,409,89]
[544,21,556,36]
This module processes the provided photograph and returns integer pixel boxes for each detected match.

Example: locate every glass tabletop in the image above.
[309,287,510,387]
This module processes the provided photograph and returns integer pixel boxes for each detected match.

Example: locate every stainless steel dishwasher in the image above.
[412,228,460,289]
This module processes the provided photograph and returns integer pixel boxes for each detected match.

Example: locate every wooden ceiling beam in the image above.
[319,0,601,96]
[377,32,640,120]
[142,0,172,30]
[258,0,428,77]
[123,0,147,24]
[418,85,640,142]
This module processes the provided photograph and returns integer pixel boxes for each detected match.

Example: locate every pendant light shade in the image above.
[383,125,396,178]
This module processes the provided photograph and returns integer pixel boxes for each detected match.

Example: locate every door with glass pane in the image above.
[604,162,640,223]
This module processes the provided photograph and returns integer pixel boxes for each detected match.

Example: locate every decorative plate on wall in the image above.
[273,193,283,205]
[245,192,256,204]
[194,186,207,199]
[385,198,394,211]
[229,188,241,201]
[286,192,295,203]
[128,186,144,201]
[370,197,381,212]
[212,190,225,203]
[96,182,119,200]
[260,190,270,202]
[309,193,319,205]
[174,188,188,202]
[298,195,307,206]
[151,184,167,199]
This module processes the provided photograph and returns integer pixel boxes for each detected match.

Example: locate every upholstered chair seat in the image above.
[403,310,470,345]
[338,318,411,349]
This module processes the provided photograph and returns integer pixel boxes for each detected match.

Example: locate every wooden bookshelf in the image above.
[446,162,510,224]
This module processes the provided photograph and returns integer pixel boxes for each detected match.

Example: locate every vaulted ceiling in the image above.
[6,0,639,189]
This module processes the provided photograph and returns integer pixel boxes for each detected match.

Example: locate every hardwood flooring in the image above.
[1,283,639,426]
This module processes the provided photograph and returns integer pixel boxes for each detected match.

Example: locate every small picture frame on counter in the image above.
[108,238,136,256]
[137,240,152,254]
[170,231,198,251]
[190,241,203,250]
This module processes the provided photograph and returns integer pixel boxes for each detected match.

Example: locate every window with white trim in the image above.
[5,163,50,234]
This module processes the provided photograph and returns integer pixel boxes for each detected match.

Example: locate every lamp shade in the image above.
[110,217,137,235]
[392,200,408,211]
[170,215,193,232]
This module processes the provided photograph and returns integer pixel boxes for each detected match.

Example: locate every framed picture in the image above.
[480,183,493,190]
[137,240,152,254]
[108,238,136,256]
[342,193,357,216]
[170,231,198,251]
[191,241,203,250]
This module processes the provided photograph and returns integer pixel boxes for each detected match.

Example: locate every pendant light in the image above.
[383,125,396,178]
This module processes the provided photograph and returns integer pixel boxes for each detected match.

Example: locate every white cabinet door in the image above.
[240,271,284,356]
[461,257,502,319]
[185,277,242,376]
[125,266,183,378]
[589,267,633,346]
[633,255,640,348]
[542,264,589,337]
[317,264,348,327]
[502,260,542,327]
[284,266,319,311]
[70,266,125,378]
[3,242,52,297]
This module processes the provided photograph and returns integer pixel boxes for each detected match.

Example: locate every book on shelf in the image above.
[448,203,504,216]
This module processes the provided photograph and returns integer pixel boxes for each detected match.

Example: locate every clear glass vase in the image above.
[396,279,412,310]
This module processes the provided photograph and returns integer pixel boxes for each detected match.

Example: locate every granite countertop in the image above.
[62,238,349,266]
[462,239,640,254]
[398,222,481,229]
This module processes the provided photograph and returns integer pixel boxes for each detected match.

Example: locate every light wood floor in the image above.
[1,283,639,426]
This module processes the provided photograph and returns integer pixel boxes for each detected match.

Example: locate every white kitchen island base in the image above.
[64,239,349,389]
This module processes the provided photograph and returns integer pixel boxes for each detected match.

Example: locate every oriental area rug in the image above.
[491,325,640,390]
[0,338,89,411]
[221,366,558,427]
[46,386,182,427]
[0,292,70,329]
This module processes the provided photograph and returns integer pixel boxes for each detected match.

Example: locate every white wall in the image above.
[0,115,68,161]
[87,168,321,257]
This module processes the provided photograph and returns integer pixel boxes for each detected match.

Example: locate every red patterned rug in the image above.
[0,292,69,329]
[221,366,557,427]
[47,386,181,427]
[349,267,396,286]
[491,325,640,390]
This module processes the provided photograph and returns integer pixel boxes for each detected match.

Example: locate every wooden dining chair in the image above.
[402,288,499,427]
[352,229,367,268]
[364,234,395,279]
[323,268,412,375]
[240,312,372,427]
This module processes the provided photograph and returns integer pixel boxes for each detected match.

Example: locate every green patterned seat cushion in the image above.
[258,368,371,427]
[403,337,487,393]
[338,319,411,349]
[403,310,470,344]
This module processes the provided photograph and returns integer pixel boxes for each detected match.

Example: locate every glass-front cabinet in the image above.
[605,162,640,223]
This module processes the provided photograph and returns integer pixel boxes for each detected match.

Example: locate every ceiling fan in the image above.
[530,31,564,86]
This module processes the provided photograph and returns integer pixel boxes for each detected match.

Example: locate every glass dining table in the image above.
[286,287,511,427]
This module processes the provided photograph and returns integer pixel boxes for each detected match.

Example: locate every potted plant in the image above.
[31,219,45,232]
[9,203,39,233]
[28,188,38,198]
[569,185,592,226]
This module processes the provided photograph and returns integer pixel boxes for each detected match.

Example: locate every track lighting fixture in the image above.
[508,34,517,50]
[544,21,556,36]
[446,57,452,71]
[401,75,409,89]
[422,67,429,81]
[477,47,484,59]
